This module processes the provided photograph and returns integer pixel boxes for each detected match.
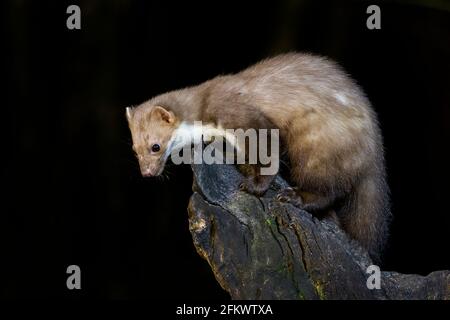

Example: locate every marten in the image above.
[126,53,391,261]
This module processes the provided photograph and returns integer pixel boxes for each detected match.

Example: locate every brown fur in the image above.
[126,53,391,261]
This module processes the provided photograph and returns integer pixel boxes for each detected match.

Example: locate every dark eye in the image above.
[151,144,161,153]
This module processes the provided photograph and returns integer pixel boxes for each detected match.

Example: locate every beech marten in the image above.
[126,53,391,261]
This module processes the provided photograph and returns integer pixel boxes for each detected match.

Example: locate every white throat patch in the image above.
[164,121,238,160]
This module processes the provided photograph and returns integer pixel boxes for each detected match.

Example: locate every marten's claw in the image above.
[239,182,248,191]
[276,187,295,201]
[276,187,304,207]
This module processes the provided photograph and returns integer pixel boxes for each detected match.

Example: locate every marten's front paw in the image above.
[276,187,304,207]
[239,180,268,197]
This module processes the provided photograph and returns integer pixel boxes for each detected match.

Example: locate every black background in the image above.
[2,0,449,299]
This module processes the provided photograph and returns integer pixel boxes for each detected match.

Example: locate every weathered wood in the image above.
[187,164,450,300]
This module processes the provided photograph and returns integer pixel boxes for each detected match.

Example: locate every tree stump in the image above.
[187,164,449,300]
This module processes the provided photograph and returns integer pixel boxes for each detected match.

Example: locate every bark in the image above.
[187,164,450,300]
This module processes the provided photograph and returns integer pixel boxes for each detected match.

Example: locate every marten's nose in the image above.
[142,170,153,177]
[139,164,156,177]
[141,167,155,177]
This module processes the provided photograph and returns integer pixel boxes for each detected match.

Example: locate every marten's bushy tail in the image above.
[340,170,391,262]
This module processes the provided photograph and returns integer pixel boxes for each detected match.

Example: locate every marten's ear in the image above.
[151,106,175,124]
[126,107,133,121]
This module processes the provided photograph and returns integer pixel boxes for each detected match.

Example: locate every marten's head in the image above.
[126,105,179,177]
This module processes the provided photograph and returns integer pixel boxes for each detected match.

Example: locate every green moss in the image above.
[276,262,289,275]
[265,217,275,227]
[314,281,326,300]
[297,291,306,300]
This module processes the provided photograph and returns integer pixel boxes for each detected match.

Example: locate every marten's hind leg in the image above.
[277,187,337,212]
[276,146,347,215]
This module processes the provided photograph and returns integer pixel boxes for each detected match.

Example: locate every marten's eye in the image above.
[151,144,161,153]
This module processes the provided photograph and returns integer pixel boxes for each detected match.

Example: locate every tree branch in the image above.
[187,164,450,300]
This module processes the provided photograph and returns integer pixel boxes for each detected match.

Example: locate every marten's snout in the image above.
[139,162,162,177]
[140,166,155,177]
[141,169,154,177]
